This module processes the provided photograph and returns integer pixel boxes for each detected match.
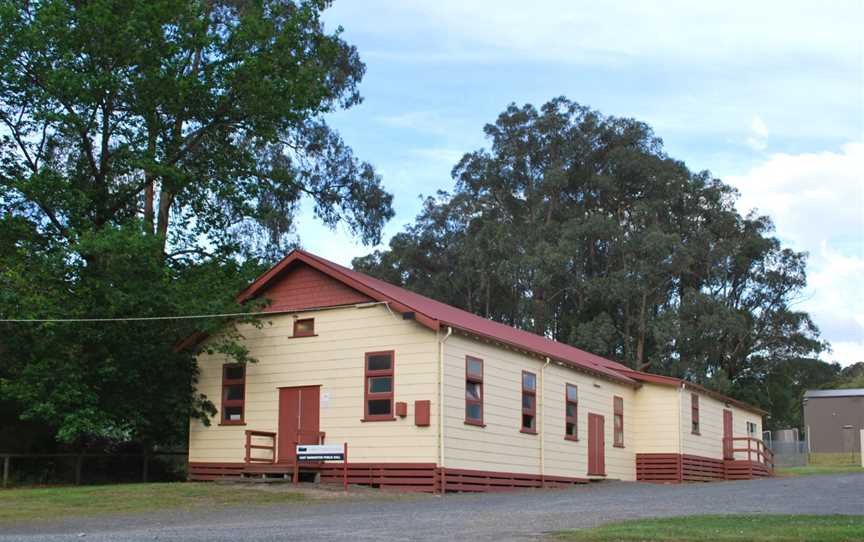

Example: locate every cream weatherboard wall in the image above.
[678,389,763,460]
[188,304,439,464]
[441,332,637,481]
[631,384,680,454]
[189,304,764,476]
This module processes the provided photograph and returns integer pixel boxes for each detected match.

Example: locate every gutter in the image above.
[438,325,452,487]
[678,382,685,460]
[540,357,550,485]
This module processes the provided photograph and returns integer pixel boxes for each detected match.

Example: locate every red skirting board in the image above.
[636,453,771,483]
[188,462,589,493]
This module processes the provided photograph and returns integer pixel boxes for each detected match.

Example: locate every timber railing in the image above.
[242,430,327,464]
[727,437,774,471]
[244,431,277,464]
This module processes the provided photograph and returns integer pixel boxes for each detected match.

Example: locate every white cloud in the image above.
[830,341,864,365]
[726,143,864,366]
[746,115,770,151]
[751,116,769,139]
[328,1,862,67]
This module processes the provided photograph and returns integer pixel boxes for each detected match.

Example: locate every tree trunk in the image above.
[156,187,172,251]
[532,287,546,336]
[484,278,491,318]
[144,183,154,231]
[143,120,156,232]
[636,291,647,369]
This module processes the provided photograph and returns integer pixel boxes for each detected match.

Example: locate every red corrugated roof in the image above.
[615,368,769,415]
[239,249,634,384]
[235,248,767,414]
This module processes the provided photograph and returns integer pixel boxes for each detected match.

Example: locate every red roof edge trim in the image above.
[445,324,636,386]
[620,369,768,416]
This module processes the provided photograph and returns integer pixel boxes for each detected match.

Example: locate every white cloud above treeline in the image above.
[727,143,864,366]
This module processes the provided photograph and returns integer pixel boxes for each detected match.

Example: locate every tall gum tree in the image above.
[355,97,825,411]
[0,0,393,447]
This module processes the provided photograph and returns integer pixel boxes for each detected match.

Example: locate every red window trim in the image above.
[521,370,537,434]
[465,356,485,427]
[220,363,246,426]
[691,393,700,435]
[292,318,316,338]
[565,383,578,441]
[363,350,396,421]
[613,396,624,448]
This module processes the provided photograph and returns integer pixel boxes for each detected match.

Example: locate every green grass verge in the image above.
[776,465,864,477]
[0,482,308,524]
[552,515,864,542]
[808,453,863,466]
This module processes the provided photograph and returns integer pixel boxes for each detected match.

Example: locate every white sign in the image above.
[320,389,331,407]
[296,443,345,461]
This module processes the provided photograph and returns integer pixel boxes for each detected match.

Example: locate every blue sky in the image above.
[296,1,864,365]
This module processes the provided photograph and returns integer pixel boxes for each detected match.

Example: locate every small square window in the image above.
[522,372,536,391]
[466,402,482,421]
[293,318,315,337]
[522,413,535,430]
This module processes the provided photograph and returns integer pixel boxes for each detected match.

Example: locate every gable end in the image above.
[254,262,372,312]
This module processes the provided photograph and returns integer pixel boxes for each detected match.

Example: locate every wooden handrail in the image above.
[244,430,277,464]
[726,436,774,471]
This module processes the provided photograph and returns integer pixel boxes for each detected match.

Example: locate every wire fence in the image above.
[1,452,188,488]
[768,440,808,467]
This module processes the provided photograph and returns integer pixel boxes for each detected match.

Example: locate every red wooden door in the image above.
[587,413,606,476]
[723,409,734,460]
[277,386,320,463]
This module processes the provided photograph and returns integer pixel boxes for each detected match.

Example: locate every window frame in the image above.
[464,356,485,427]
[520,370,537,434]
[691,393,700,435]
[613,396,624,448]
[565,383,578,441]
[292,318,316,338]
[220,363,246,425]
[363,350,396,422]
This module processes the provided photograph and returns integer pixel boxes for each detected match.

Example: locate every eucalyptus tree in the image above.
[355,97,825,410]
[0,0,392,446]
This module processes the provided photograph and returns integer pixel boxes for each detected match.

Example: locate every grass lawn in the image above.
[0,482,310,524]
[552,515,864,542]
[776,465,864,477]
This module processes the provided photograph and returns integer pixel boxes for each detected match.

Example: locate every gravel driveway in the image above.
[3,474,862,541]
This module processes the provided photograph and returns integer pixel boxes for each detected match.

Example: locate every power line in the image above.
[0,312,258,323]
[0,301,391,323]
